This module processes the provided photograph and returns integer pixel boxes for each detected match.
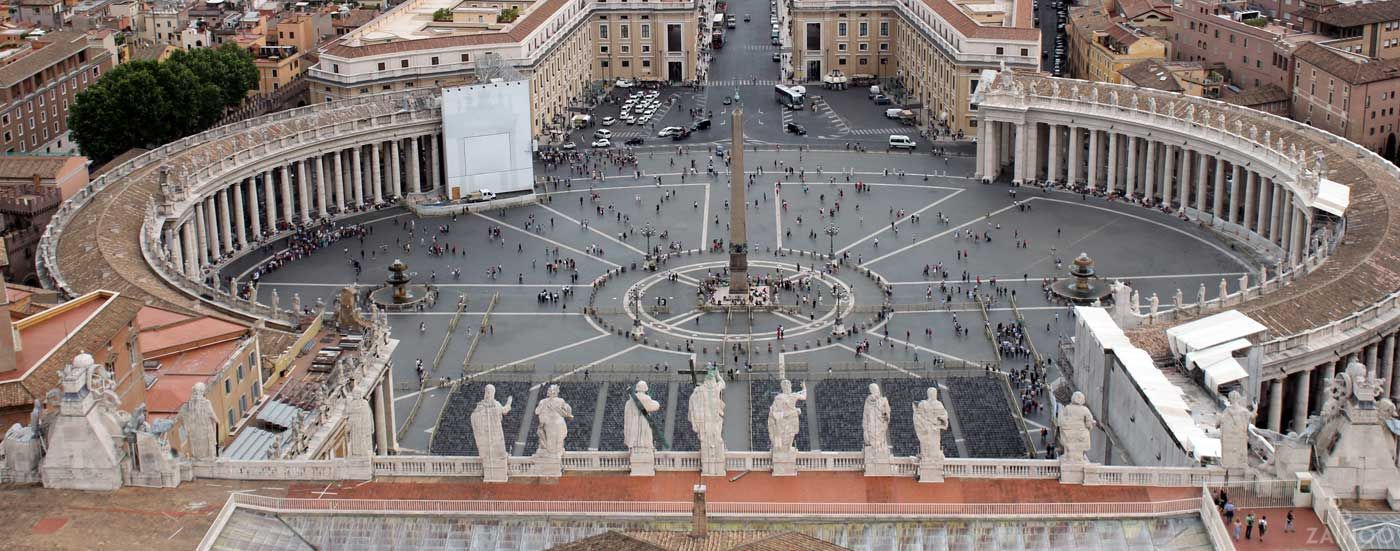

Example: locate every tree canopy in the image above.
[70,43,258,164]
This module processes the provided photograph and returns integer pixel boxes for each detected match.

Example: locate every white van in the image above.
[888,135,917,150]
[868,85,881,98]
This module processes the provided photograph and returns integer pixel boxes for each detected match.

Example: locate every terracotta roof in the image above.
[1116,0,1170,19]
[923,0,1039,41]
[0,31,95,88]
[90,148,150,177]
[1069,6,1112,33]
[332,8,377,29]
[0,293,144,408]
[0,156,78,181]
[1294,41,1400,85]
[1104,23,1141,46]
[551,531,850,551]
[1297,0,1400,28]
[1118,59,1183,91]
[1221,83,1290,106]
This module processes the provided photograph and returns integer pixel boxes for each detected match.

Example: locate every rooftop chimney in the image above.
[691,484,708,538]
[0,270,17,375]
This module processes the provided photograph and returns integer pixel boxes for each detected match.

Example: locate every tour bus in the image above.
[775,84,804,109]
[711,14,726,47]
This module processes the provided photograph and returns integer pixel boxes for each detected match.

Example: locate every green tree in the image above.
[70,44,256,164]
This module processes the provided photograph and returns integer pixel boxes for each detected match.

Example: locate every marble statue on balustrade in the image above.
[471,384,513,482]
[532,384,572,477]
[768,379,807,476]
[1058,391,1096,465]
[688,368,726,477]
[626,380,662,476]
[346,393,374,459]
[914,387,950,483]
[863,383,893,476]
[1219,390,1255,476]
[177,382,219,460]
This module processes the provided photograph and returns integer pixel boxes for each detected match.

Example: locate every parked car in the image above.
[888,135,917,150]
[592,138,611,148]
[593,129,612,139]
[772,52,781,61]
[723,96,733,105]
[560,142,577,150]
[615,79,634,88]
[658,126,686,137]
[692,119,712,130]
[744,13,751,21]
[872,94,893,105]
[625,137,645,146]
[785,122,807,135]
[714,144,727,156]
[602,117,616,126]
[671,128,692,140]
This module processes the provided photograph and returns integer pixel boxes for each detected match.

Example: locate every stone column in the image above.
[429,134,443,191]
[1162,145,1175,206]
[333,150,347,212]
[1144,140,1157,202]
[1026,122,1040,182]
[1293,369,1311,433]
[202,198,218,261]
[249,175,263,238]
[170,228,184,274]
[1256,178,1271,238]
[1245,171,1259,233]
[409,136,423,194]
[1068,126,1082,185]
[370,142,384,203]
[1195,151,1209,214]
[1267,378,1284,432]
[193,201,209,267]
[975,120,988,180]
[389,139,402,197]
[1212,157,1226,219]
[1178,148,1191,210]
[1369,342,1380,378]
[372,385,389,454]
[1087,130,1100,190]
[1268,182,1282,243]
[181,222,197,276]
[1047,124,1061,183]
[1383,334,1396,395]
[217,189,233,253]
[279,165,294,226]
[983,122,999,181]
[297,159,310,223]
[1280,197,1294,257]
[351,146,364,206]
[1106,132,1119,193]
[1013,123,1028,184]
[1000,121,1013,167]
[1229,165,1243,225]
[1125,135,1138,197]
[315,155,329,218]
[381,370,399,450]
[1293,208,1308,265]
[263,170,277,233]
[232,181,247,248]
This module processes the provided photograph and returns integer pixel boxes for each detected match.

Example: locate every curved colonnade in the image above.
[35,77,1400,437]
[975,71,1400,433]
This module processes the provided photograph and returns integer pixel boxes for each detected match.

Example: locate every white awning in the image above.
[1310,178,1350,217]
[1202,357,1249,389]
[1166,310,1268,356]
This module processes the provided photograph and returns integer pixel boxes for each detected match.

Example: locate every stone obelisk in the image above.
[728,107,748,294]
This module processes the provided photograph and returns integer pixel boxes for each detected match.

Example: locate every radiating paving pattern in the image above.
[211,510,1213,551]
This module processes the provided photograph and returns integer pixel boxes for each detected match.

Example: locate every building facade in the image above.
[1170,0,1300,93]
[1292,41,1400,158]
[0,31,115,155]
[1068,6,1169,85]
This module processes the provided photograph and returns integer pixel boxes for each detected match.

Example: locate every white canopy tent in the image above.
[1310,178,1351,217]
[1165,310,1268,357]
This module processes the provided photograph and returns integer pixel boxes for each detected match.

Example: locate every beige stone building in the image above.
[1292,41,1400,158]
[1067,6,1169,84]
[789,0,1040,136]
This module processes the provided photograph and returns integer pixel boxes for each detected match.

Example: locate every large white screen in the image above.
[441,80,534,198]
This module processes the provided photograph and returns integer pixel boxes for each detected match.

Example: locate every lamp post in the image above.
[832,285,848,337]
[824,223,839,258]
[640,223,657,259]
[629,287,646,339]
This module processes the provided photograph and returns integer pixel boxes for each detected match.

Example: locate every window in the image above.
[858,43,868,51]
[996,47,1004,55]
[3,132,8,143]
[599,23,609,39]
[431,56,439,65]
[237,364,244,381]
[880,21,889,36]
[239,395,248,415]
[620,24,629,39]
[642,59,651,67]
[377,62,386,71]
[859,57,868,65]
[641,24,650,39]
[600,60,610,68]
[332,63,339,73]
[667,24,682,52]
[227,409,235,428]
[224,378,232,394]
[271,69,278,77]
[401,59,409,68]
[838,43,847,51]
[838,57,847,65]
[642,45,651,53]
[1020,48,1028,57]
[621,45,630,53]
[806,23,821,50]
[838,22,848,36]
[600,45,609,53]
[461,53,470,62]
[859,22,868,37]
[880,42,889,51]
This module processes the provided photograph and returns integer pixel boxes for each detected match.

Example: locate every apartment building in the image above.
[1172,0,1304,94]
[1109,0,1173,28]
[1118,58,1221,97]
[1292,41,1400,158]
[15,0,67,29]
[0,155,87,285]
[1068,6,1169,84]
[0,31,115,154]
[792,0,1040,136]
[1294,0,1400,59]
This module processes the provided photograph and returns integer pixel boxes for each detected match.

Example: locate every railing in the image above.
[220,492,1203,518]
[1200,485,1237,551]
[1085,465,1227,487]
[944,458,1061,479]
[1312,483,1361,551]
[193,458,372,480]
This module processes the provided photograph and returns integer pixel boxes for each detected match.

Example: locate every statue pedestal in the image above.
[532,456,562,478]
[631,326,646,340]
[918,457,945,483]
[863,446,893,477]
[772,448,797,477]
[482,457,508,483]
[630,447,655,476]
[1058,459,1085,484]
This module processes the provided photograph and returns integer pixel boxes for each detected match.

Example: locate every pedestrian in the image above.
[1245,513,1255,539]
[1258,516,1268,542]
[1233,518,1242,540]
[1285,510,1295,532]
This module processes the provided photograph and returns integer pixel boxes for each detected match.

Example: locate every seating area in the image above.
[814,379,871,452]
[671,383,699,452]
[429,382,531,456]
[599,382,670,451]
[749,380,811,452]
[944,376,1029,458]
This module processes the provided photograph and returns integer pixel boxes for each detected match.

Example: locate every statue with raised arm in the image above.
[471,384,513,482]
[1057,391,1096,464]
[688,368,727,476]
[914,387,950,462]
[1220,390,1254,475]
[533,384,572,463]
[626,380,662,475]
[768,379,808,454]
[178,382,219,460]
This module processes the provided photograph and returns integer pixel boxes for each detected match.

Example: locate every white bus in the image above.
[711,13,725,27]
[775,84,804,109]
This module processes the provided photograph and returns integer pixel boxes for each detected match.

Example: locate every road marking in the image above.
[886,272,1248,285]
[538,203,646,256]
[861,201,1023,267]
[1034,197,1253,268]
[774,186,784,249]
[468,332,612,380]
[836,189,963,255]
[701,182,711,246]
[472,211,622,268]
[535,344,642,389]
